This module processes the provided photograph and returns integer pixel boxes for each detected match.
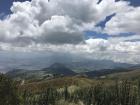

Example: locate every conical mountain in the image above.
[43,63,76,76]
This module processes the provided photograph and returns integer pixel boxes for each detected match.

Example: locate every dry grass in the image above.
[18,76,114,93]
[56,100,84,105]
[107,69,140,79]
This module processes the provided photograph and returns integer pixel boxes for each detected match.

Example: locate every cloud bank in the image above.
[0,0,140,64]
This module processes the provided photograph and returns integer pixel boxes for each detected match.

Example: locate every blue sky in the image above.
[116,0,140,6]
[1,0,140,15]
[90,0,140,38]
[0,0,31,15]
[92,0,140,38]
[0,0,140,44]
[0,0,140,31]
[0,0,140,42]
[0,0,140,66]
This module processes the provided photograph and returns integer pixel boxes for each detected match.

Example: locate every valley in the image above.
[1,62,140,105]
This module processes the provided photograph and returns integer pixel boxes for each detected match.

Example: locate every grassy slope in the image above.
[19,76,114,93]
[106,69,140,79]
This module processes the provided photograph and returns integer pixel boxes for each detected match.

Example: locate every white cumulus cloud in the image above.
[0,0,140,64]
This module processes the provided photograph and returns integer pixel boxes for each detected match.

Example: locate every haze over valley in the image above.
[1,0,140,105]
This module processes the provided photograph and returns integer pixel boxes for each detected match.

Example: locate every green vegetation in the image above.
[2,67,140,105]
[2,74,140,105]
[106,69,140,80]
[17,79,140,105]
[0,74,20,105]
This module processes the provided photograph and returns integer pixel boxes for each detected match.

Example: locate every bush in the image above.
[0,74,20,105]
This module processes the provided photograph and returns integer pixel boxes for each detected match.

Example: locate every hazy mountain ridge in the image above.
[65,60,133,72]
[6,62,138,81]
[42,63,76,76]
[0,52,134,73]
[6,63,76,80]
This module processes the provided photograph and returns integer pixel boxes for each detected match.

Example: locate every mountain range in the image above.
[6,62,139,81]
[6,63,76,80]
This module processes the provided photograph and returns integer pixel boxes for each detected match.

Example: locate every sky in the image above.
[0,0,140,69]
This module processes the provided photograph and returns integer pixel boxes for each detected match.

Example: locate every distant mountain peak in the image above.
[42,63,76,76]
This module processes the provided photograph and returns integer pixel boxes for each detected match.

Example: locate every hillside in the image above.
[6,63,76,80]
[106,69,140,80]
[42,63,76,76]
[85,68,132,78]
[65,60,133,72]
[19,76,114,93]
[6,62,140,82]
